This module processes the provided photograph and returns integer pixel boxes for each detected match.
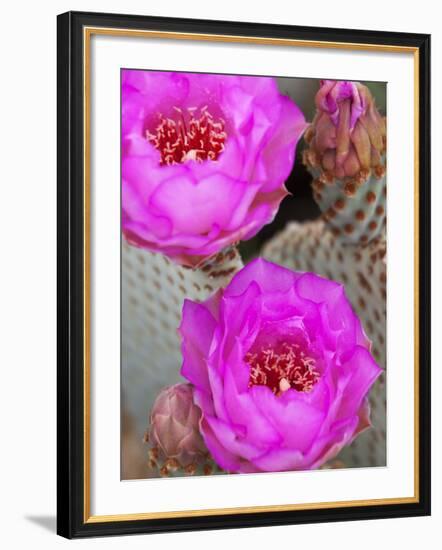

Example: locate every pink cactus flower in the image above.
[304,80,386,180]
[179,258,382,473]
[148,383,208,468]
[122,70,306,267]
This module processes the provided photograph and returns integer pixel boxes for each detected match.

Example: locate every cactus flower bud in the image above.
[305,80,386,180]
[146,383,210,475]
[303,81,387,245]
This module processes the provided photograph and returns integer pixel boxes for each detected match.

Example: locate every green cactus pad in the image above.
[310,164,386,245]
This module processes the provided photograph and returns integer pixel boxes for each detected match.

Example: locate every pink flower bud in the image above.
[148,383,208,468]
[304,80,386,181]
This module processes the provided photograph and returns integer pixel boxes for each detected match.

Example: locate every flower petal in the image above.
[179,300,217,393]
[225,258,299,298]
[251,385,325,452]
[336,346,382,420]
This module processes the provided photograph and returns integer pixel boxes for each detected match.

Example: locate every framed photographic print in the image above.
[57,10,431,538]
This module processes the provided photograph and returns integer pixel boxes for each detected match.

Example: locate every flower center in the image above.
[245,341,320,396]
[146,106,227,166]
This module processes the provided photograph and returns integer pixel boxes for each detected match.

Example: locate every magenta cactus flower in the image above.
[304,80,386,180]
[122,70,306,267]
[148,383,208,469]
[179,258,382,473]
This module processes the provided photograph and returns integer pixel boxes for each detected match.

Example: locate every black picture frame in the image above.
[57,10,431,539]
